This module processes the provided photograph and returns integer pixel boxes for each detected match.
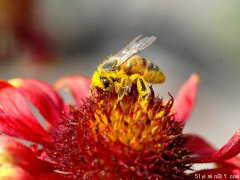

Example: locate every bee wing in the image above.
[115,35,157,67]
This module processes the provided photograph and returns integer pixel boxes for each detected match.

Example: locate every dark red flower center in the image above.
[48,86,192,179]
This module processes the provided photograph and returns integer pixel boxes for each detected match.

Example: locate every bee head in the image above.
[91,70,115,92]
[100,76,111,90]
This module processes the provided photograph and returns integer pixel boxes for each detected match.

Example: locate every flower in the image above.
[0,0,52,63]
[0,74,239,179]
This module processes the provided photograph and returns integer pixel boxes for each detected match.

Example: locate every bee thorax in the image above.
[102,59,118,71]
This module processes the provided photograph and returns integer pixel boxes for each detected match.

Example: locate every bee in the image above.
[91,35,166,107]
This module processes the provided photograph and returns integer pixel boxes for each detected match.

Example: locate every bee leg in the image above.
[137,77,149,107]
[118,88,125,100]
[117,76,129,101]
[130,75,149,108]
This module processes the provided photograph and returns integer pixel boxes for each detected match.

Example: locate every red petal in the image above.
[186,134,216,158]
[55,75,91,104]
[203,130,240,162]
[188,168,240,180]
[0,136,43,171]
[174,73,199,124]
[223,156,240,169]
[9,79,66,125]
[0,135,62,179]
[188,130,240,163]
[0,80,12,90]
[0,81,52,146]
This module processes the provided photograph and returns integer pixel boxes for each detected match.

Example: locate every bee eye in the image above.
[100,77,110,89]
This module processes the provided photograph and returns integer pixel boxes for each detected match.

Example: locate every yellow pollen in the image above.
[0,148,14,164]
[92,93,173,151]
[156,111,165,119]
[0,149,19,178]
[0,164,19,178]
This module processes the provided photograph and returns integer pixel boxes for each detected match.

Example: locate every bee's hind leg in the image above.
[130,74,149,108]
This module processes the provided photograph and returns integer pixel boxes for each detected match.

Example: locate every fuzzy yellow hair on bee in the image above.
[91,35,166,107]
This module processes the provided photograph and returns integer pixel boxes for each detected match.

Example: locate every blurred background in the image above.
[0,0,239,148]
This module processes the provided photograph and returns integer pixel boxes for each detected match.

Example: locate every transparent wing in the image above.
[115,35,157,66]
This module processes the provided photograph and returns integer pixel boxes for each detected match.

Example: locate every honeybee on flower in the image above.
[91,35,166,107]
[0,36,239,179]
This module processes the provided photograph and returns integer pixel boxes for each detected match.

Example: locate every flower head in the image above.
[0,73,239,179]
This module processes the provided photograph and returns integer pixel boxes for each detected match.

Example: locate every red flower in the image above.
[0,74,239,179]
[0,0,52,63]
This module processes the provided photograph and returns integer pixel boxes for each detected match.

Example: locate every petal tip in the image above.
[190,73,200,86]
[8,79,23,88]
[174,73,200,124]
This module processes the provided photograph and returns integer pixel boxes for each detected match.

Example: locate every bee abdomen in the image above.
[148,62,160,71]
[143,70,166,84]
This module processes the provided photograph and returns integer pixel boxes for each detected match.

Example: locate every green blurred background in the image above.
[0,0,239,148]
